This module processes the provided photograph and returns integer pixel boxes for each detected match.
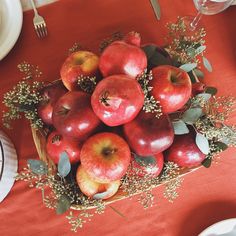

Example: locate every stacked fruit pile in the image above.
[37,32,207,200]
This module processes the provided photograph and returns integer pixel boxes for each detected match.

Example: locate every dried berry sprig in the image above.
[160,162,183,202]
[2,80,44,129]
[16,160,106,232]
[121,161,183,207]
[17,61,42,80]
[68,42,82,55]
[137,70,162,118]
[166,17,206,65]
[77,75,97,94]
[99,31,123,52]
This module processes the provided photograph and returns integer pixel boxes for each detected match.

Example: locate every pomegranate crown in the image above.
[123,31,141,47]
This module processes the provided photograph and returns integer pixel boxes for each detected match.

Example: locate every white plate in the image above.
[0,0,23,61]
[0,130,18,203]
[199,218,236,236]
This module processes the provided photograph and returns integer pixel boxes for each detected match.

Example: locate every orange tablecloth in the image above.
[0,0,236,235]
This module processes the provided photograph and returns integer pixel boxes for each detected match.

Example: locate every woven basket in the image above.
[31,126,200,209]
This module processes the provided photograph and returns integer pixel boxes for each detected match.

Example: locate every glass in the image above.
[188,0,234,31]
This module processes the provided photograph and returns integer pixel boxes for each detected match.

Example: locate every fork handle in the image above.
[30,0,39,15]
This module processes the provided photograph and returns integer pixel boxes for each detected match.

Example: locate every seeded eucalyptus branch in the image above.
[2,70,44,129]
[77,75,97,94]
[171,88,236,167]
[99,31,123,52]
[137,70,162,118]
[165,17,212,74]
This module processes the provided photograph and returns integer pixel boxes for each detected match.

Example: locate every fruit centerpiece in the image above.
[3,18,236,232]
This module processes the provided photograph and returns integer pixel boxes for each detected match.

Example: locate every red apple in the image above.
[91,74,144,126]
[165,132,206,167]
[76,166,120,200]
[46,131,81,164]
[131,152,164,177]
[80,132,131,183]
[192,82,206,96]
[60,51,99,91]
[123,111,174,156]
[150,65,192,113]
[52,91,101,139]
[99,32,147,77]
[37,81,67,125]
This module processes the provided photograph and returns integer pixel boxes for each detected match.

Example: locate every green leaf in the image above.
[142,45,156,60]
[196,93,211,101]
[179,63,197,72]
[172,120,189,135]
[196,133,210,155]
[194,69,204,78]
[205,87,217,95]
[203,57,213,72]
[93,191,111,200]
[214,141,228,151]
[56,195,71,215]
[182,108,202,124]
[27,159,48,175]
[133,153,156,167]
[195,45,206,55]
[188,71,197,83]
[58,152,71,177]
[201,158,212,168]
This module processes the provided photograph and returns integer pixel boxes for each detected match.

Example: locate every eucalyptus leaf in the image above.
[182,108,203,124]
[188,71,197,83]
[195,45,206,55]
[201,158,212,168]
[179,63,197,72]
[203,57,213,72]
[214,141,228,151]
[93,191,111,200]
[196,93,212,101]
[133,153,156,167]
[196,133,210,155]
[194,68,204,78]
[142,45,156,60]
[27,159,48,175]
[186,48,196,58]
[58,152,71,177]
[56,195,71,215]
[205,87,217,95]
[172,120,189,135]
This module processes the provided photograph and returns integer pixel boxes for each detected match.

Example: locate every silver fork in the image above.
[30,0,48,38]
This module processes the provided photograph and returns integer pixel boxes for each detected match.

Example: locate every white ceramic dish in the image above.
[0,130,18,203]
[0,0,23,61]
[199,218,236,236]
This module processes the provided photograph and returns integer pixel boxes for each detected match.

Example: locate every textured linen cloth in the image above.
[0,1,236,235]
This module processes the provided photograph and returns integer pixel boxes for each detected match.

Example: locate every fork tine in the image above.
[42,23,48,36]
[38,25,44,38]
[34,25,41,38]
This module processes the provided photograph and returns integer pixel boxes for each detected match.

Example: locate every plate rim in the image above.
[199,218,236,236]
[0,0,23,61]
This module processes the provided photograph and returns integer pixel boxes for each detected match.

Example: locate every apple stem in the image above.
[192,70,200,83]
[56,107,70,116]
[102,147,118,156]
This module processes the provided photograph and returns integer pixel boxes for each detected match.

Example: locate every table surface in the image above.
[0,0,236,235]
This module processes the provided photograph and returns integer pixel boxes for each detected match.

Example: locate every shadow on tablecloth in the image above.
[177,200,236,236]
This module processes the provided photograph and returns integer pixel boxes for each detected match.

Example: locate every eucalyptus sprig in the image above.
[136,70,162,118]
[2,62,45,129]
[165,17,212,74]
[171,88,236,167]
